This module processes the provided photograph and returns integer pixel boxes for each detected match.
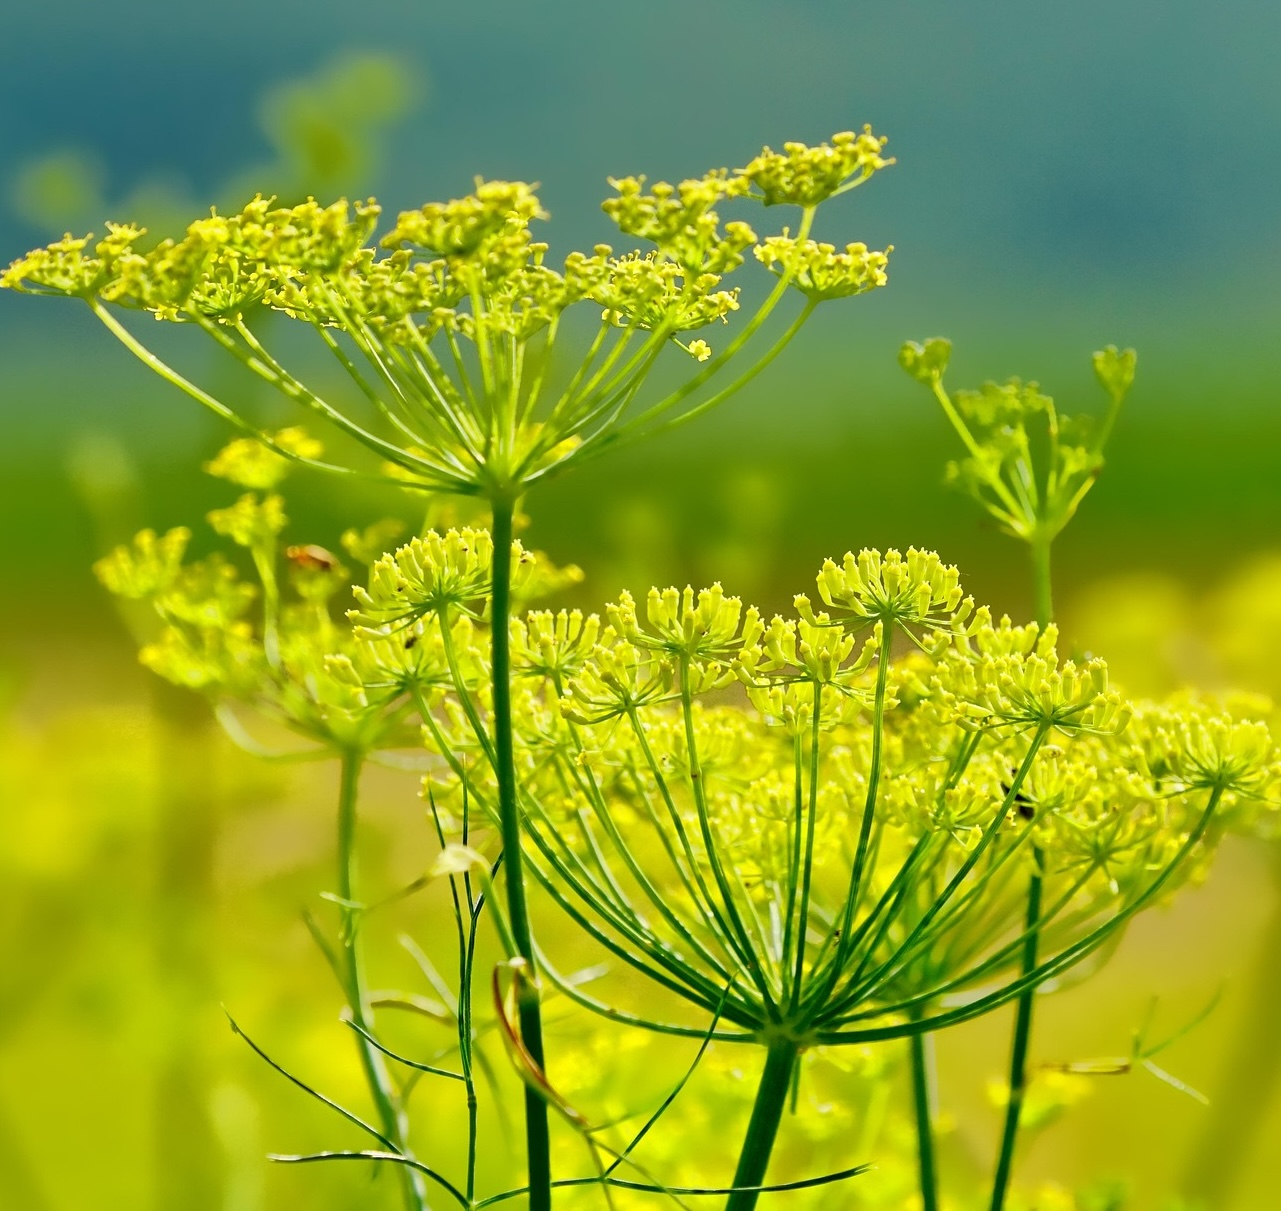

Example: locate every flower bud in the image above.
[898,337,952,384]
[1092,344,1137,403]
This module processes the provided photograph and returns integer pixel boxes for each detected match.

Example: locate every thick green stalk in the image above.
[726,1036,800,1211]
[490,499,553,1211]
[989,537,1053,1211]
[909,1025,940,1211]
[988,851,1044,1211]
[336,751,427,1211]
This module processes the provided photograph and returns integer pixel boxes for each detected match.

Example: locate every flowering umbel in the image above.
[4,132,893,501]
[898,337,1138,625]
[356,542,1259,1049]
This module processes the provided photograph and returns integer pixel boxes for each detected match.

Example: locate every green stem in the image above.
[490,499,553,1211]
[988,530,1053,1211]
[1030,534,1053,633]
[655,299,818,438]
[461,905,480,1207]
[726,1036,800,1211]
[988,852,1044,1211]
[801,623,892,1018]
[789,681,823,1011]
[909,1025,940,1211]
[434,791,481,1209]
[929,377,1024,524]
[336,751,428,1211]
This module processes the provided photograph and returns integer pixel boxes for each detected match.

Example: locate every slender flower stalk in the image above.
[89,443,475,1207]
[725,1036,800,1211]
[989,844,1044,1211]
[488,499,552,1206]
[897,337,1138,566]
[909,1020,940,1211]
[336,750,429,1211]
[89,453,1276,1205]
[896,334,1278,1210]
[989,538,1053,1211]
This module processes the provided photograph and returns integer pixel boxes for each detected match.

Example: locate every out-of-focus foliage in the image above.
[1072,555,1281,729]
[1067,556,1281,1211]
[8,51,425,242]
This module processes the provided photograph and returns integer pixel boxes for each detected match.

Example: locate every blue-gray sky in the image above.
[2,0,1278,603]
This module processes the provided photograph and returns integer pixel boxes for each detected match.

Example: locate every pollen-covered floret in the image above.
[805,548,968,633]
[326,616,456,704]
[106,234,265,320]
[1135,706,1276,797]
[738,128,892,207]
[4,135,896,505]
[382,180,545,258]
[1,225,142,298]
[351,529,516,628]
[738,613,879,697]
[935,636,1129,738]
[560,640,672,724]
[602,171,756,274]
[882,754,1007,849]
[608,584,763,676]
[590,253,741,332]
[272,248,463,334]
[952,607,1058,660]
[754,237,891,300]
[745,678,867,735]
[220,195,382,271]
[511,610,604,682]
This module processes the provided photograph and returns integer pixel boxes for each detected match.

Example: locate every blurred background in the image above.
[2,1,1279,1208]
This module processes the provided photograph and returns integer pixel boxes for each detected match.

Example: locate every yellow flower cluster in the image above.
[316,534,1273,1042]
[602,171,757,273]
[755,236,892,301]
[3,132,894,504]
[739,127,892,207]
